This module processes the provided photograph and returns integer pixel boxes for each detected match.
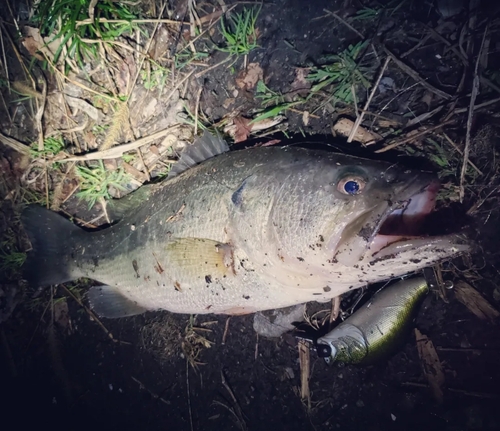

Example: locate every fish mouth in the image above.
[368,180,440,255]
[334,178,468,266]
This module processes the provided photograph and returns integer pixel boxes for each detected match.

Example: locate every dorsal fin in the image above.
[167,130,229,179]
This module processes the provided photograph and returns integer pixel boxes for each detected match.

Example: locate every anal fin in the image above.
[88,285,148,318]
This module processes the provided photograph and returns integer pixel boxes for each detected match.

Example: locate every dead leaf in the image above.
[65,95,100,121]
[141,98,159,122]
[421,91,434,109]
[332,118,383,145]
[250,115,286,132]
[290,67,311,97]
[302,111,310,126]
[22,35,44,61]
[116,58,132,95]
[377,118,404,128]
[257,139,281,147]
[160,134,178,149]
[148,145,160,156]
[147,25,171,61]
[224,115,286,142]
[415,328,445,404]
[231,116,252,143]
[22,27,60,62]
[198,10,224,24]
[235,63,264,91]
[222,98,235,109]
[84,130,99,150]
[122,161,148,183]
[54,299,73,335]
[51,176,78,211]
[454,281,500,322]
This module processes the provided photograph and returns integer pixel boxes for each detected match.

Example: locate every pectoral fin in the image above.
[166,238,235,282]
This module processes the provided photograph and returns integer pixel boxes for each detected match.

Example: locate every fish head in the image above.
[306,153,469,277]
[320,159,439,265]
[228,148,469,292]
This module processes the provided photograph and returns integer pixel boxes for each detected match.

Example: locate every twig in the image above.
[58,208,98,229]
[0,21,9,88]
[376,82,420,125]
[0,20,31,83]
[442,132,482,175]
[212,400,244,429]
[61,183,79,205]
[126,3,167,103]
[437,347,498,354]
[46,119,89,137]
[0,131,30,156]
[454,96,500,114]
[434,264,448,304]
[383,46,452,100]
[59,125,181,161]
[425,24,468,65]
[323,9,364,38]
[131,376,171,405]
[298,340,311,411]
[166,70,195,101]
[347,56,390,143]
[194,56,232,79]
[187,360,194,431]
[351,84,358,116]
[35,76,47,152]
[51,161,77,210]
[401,382,497,399]
[460,24,488,202]
[177,4,237,56]
[254,333,259,360]
[45,57,118,103]
[44,163,49,209]
[329,296,341,329]
[221,371,247,431]
[59,284,127,344]
[375,119,454,153]
[136,147,151,182]
[405,104,443,128]
[466,181,498,215]
[194,86,203,136]
[288,107,320,119]
[76,18,188,27]
[401,33,432,59]
[222,317,231,345]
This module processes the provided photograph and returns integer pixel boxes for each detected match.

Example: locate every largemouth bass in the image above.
[316,277,429,364]
[21,132,468,318]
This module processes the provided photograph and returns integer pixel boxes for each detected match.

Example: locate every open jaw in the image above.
[368,180,440,255]
[334,180,469,266]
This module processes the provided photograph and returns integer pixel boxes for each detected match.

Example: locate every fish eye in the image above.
[337,176,366,195]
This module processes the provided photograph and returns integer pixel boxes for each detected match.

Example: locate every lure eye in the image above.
[337,176,366,195]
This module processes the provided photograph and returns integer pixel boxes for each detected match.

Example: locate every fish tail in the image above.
[21,205,86,287]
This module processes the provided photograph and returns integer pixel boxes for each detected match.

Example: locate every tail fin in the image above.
[21,205,86,287]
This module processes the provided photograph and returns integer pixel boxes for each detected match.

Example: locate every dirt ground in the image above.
[1,1,500,430]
